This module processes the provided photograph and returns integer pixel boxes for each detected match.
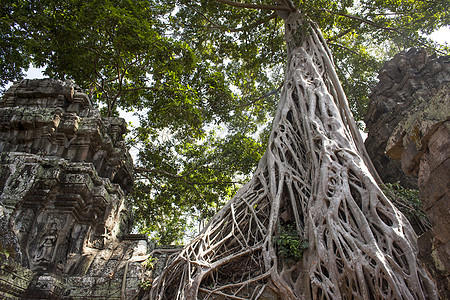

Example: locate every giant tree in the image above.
[133,0,449,244]
[149,0,443,299]
[1,0,448,245]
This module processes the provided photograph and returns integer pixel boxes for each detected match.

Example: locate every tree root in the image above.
[149,12,438,300]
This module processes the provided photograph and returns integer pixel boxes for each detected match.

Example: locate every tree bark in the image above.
[149,11,437,300]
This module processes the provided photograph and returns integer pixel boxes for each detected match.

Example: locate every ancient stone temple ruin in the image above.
[366,48,450,299]
[0,79,150,299]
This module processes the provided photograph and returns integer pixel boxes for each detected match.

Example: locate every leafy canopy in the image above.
[1,0,448,243]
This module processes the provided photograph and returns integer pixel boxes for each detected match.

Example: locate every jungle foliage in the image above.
[1,0,449,243]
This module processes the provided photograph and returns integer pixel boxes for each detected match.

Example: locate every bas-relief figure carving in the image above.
[0,79,150,299]
[33,221,58,265]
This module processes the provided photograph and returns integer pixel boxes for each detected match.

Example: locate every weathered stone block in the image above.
[0,259,34,298]
[379,49,450,299]
[422,122,450,172]
[419,160,450,210]
[425,191,450,246]
[366,48,450,188]
[0,79,144,299]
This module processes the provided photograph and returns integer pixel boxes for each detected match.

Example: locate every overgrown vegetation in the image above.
[0,248,11,260]
[274,224,309,263]
[138,256,158,289]
[150,7,438,297]
[142,256,158,270]
[382,182,431,235]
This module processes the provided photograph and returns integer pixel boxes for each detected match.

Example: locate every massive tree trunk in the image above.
[150,11,437,300]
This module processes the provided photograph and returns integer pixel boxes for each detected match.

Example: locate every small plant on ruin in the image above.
[139,256,158,289]
[142,256,157,270]
[0,248,10,260]
[382,182,430,234]
[274,224,309,262]
[139,278,154,290]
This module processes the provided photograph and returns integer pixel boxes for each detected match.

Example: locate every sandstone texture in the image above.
[365,48,450,189]
[381,50,450,299]
[0,79,157,299]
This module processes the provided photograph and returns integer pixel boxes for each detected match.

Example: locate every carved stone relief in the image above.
[0,79,149,299]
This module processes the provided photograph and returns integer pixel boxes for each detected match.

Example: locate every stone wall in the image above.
[0,79,154,299]
[365,48,450,189]
[386,93,450,299]
[374,50,450,299]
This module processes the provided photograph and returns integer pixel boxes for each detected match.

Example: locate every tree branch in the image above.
[122,86,156,92]
[328,42,361,57]
[231,12,277,32]
[319,9,399,33]
[234,83,283,110]
[327,27,356,42]
[193,7,277,32]
[215,0,293,12]
[320,9,448,56]
[279,0,296,12]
